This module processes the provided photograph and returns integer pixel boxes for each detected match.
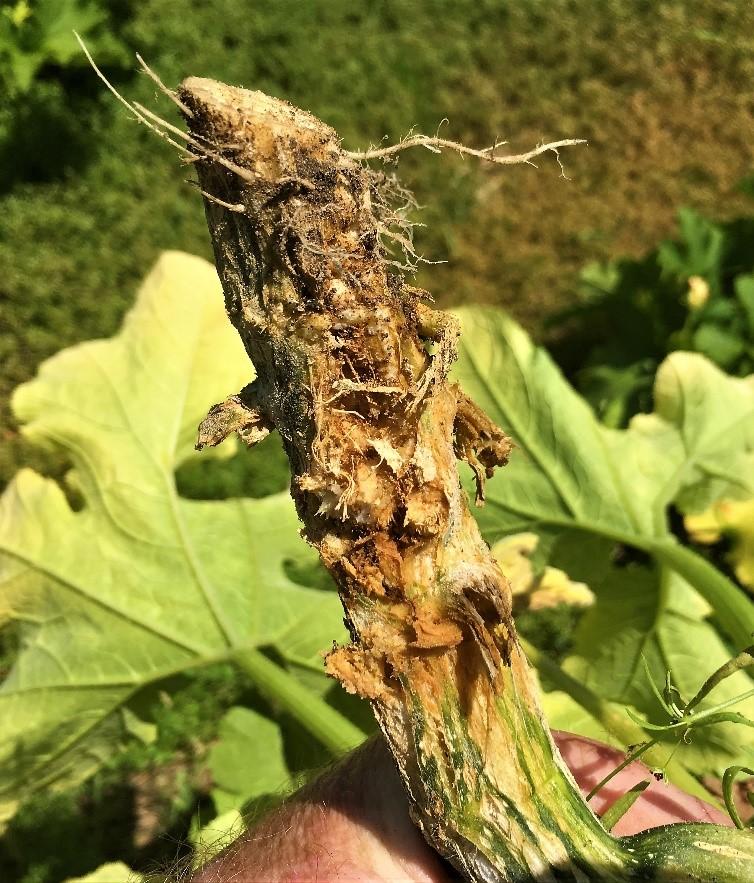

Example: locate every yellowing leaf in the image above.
[0,252,345,825]
[687,498,754,590]
[454,309,754,552]
[454,307,754,777]
[190,809,245,871]
[491,532,593,610]
[531,566,593,611]
[490,533,537,594]
[65,863,142,883]
[649,352,754,512]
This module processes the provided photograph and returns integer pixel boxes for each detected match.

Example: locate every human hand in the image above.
[193,732,731,882]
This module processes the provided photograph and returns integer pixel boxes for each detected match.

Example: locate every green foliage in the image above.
[0,253,349,825]
[515,604,582,664]
[555,207,754,426]
[452,307,754,780]
[0,0,126,93]
[176,432,290,501]
[2,254,754,874]
[583,649,754,828]
[0,663,249,883]
[207,706,289,816]
[111,664,246,772]
[5,0,754,492]
[0,782,154,883]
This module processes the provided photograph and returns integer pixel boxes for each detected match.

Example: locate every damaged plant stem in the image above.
[95,45,754,879]
[178,81,754,881]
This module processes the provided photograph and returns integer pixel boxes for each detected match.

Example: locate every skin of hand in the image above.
[192,732,731,883]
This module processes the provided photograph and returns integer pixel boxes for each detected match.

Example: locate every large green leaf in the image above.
[0,252,344,824]
[455,308,754,545]
[455,308,672,541]
[454,308,754,640]
[648,350,754,511]
[453,307,754,776]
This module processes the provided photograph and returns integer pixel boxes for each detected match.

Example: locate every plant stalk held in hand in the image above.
[166,76,753,881]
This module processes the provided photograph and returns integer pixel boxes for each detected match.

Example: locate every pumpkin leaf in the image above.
[0,252,346,825]
[453,308,754,549]
[453,307,754,776]
[190,809,245,872]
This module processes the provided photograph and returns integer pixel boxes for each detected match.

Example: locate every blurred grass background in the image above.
[2,1,754,879]
[3,0,754,490]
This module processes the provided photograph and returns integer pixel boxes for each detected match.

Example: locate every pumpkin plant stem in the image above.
[181,77,754,881]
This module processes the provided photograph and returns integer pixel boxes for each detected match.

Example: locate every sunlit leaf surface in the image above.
[453,307,754,778]
[0,253,343,823]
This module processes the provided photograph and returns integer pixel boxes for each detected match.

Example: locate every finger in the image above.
[194,732,732,882]
[192,736,454,882]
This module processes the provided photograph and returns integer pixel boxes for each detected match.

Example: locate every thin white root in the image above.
[136,52,194,118]
[75,32,194,158]
[346,134,586,174]
[76,34,262,188]
[130,102,260,185]
[198,188,246,213]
